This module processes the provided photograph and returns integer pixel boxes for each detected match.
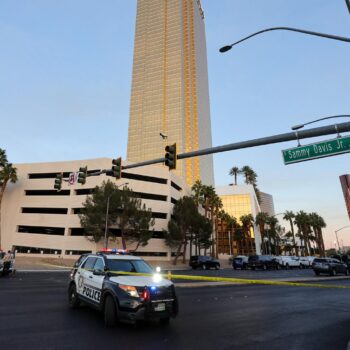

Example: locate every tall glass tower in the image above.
[127,0,214,186]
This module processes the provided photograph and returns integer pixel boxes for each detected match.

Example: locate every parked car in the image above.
[189,256,220,270]
[248,255,279,270]
[277,256,301,269]
[312,258,349,276]
[299,257,312,268]
[232,256,248,270]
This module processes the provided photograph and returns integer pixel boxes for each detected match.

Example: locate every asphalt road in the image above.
[0,272,349,350]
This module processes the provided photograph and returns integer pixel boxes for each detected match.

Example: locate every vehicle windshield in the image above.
[106,259,153,274]
[234,258,242,262]
[313,258,326,263]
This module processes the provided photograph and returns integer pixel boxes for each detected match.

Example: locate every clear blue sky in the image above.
[1,0,350,248]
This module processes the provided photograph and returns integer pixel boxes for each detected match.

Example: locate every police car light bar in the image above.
[98,248,129,255]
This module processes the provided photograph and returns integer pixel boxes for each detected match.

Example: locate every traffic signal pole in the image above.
[122,121,350,170]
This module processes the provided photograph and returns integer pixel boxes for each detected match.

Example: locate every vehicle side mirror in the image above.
[93,269,105,276]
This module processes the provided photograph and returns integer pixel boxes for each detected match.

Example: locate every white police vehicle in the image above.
[68,249,178,326]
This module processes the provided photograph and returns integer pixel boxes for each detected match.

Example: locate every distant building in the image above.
[339,174,350,220]
[259,192,275,216]
[127,0,214,186]
[215,185,262,256]
[1,158,190,260]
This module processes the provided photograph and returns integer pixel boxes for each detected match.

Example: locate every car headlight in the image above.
[119,284,139,298]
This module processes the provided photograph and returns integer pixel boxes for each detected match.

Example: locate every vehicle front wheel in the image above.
[202,264,207,270]
[330,269,336,277]
[215,264,220,270]
[104,295,118,327]
[68,284,80,309]
[345,269,349,276]
[263,264,267,271]
[314,271,320,276]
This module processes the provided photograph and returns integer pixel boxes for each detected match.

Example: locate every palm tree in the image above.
[255,212,269,254]
[283,211,299,256]
[294,211,312,256]
[240,166,257,185]
[240,214,255,255]
[229,166,240,185]
[267,216,279,254]
[309,212,326,257]
[0,149,18,248]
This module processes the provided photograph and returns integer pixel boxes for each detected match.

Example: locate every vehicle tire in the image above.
[298,265,302,269]
[104,295,118,327]
[252,267,255,271]
[345,269,349,276]
[276,264,280,270]
[192,266,197,270]
[68,284,80,309]
[159,317,170,326]
[233,266,237,270]
[263,264,267,271]
[202,264,207,270]
[330,269,336,277]
[215,264,220,270]
[285,264,289,270]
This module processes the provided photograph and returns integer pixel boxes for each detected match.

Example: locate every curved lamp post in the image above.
[104,182,129,249]
[346,0,350,13]
[291,115,350,131]
[334,225,350,253]
[219,27,350,53]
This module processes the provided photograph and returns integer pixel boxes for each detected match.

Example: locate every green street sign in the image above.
[282,135,350,165]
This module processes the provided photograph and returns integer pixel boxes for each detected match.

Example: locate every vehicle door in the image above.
[333,259,345,273]
[76,257,96,296]
[86,257,105,304]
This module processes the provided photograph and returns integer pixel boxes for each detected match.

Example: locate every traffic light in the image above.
[77,166,87,185]
[112,158,122,179]
[165,143,177,170]
[54,173,63,191]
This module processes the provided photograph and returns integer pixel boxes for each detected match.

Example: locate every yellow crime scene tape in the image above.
[101,270,350,290]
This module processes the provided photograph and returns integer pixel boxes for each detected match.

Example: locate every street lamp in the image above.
[334,225,350,253]
[291,115,350,131]
[219,27,350,53]
[346,0,350,14]
[104,182,129,249]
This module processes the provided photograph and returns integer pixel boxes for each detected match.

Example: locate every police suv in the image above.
[68,249,178,326]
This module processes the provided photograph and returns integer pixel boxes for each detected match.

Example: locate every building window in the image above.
[14,245,62,255]
[25,190,70,196]
[122,172,167,184]
[75,189,94,195]
[171,197,178,204]
[22,207,68,215]
[70,228,86,236]
[132,251,167,257]
[171,181,182,191]
[65,250,92,255]
[18,225,65,235]
[133,192,167,202]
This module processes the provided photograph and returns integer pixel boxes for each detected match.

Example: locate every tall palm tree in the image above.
[229,166,240,185]
[255,212,269,254]
[0,150,18,248]
[240,166,257,185]
[309,212,326,257]
[294,211,311,256]
[283,211,299,256]
[240,214,255,255]
[267,216,279,254]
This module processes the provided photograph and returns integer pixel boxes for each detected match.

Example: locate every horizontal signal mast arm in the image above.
[122,121,350,170]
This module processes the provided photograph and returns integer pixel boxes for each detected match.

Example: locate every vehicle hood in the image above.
[109,275,173,287]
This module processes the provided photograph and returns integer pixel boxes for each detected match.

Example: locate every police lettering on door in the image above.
[82,285,101,302]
